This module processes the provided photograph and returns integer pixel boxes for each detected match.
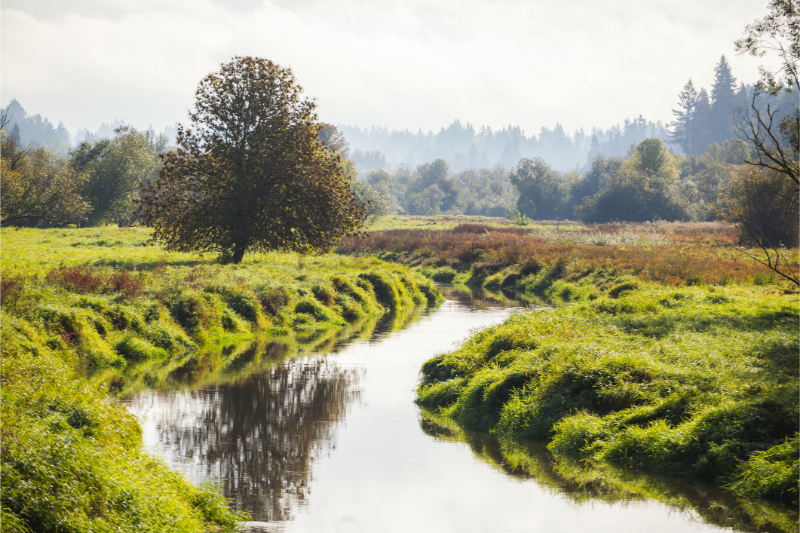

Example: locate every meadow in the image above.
[0,226,442,532]
[388,218,799,514]
[339,220,792,287]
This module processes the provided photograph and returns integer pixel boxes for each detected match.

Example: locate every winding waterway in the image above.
[124,287,794,533]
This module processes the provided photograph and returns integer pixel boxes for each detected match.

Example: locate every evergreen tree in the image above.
[709,56,739,144]
[9,123,21,144]
[668,79,698,154]
[691,88,714,154]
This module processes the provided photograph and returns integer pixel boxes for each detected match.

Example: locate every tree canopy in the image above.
[139,56,366,263]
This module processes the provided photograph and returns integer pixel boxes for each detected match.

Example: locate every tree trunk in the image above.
[231,242,247,264]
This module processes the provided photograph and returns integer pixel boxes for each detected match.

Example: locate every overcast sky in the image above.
[1,0,777,136]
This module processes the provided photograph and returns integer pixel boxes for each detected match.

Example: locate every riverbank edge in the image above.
[1,257,443,532]
[414,272,799,512]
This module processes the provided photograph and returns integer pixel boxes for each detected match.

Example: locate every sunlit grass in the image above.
[416,281,799,506]
[1,226,443,531]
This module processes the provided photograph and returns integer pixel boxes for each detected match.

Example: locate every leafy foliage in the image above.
[1,134,89,226]
[71,126,166,226]
[575,139,688,222]
[139,57,366,263]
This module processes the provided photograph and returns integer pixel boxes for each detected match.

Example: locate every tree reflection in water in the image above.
[147,357,360,522]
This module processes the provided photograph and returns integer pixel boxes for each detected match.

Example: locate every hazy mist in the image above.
[1,0,777,136]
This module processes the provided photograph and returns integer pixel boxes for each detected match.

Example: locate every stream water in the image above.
[124,287,792,533]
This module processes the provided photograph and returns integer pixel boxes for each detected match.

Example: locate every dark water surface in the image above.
[125,288,793,533]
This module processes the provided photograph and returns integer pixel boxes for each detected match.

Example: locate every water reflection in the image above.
[114,306,426,398]
[419,412,799,533]
[125,287,797,533]
[135,358,359,521]
[126,306,430,522]
[443,284,546,310]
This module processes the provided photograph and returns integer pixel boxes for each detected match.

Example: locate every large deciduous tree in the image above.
[139,57,365,263]
[509,157,568,220]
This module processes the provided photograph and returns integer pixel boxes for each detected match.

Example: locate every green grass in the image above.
[416,282,799,506]
[1,226,443,532]
[419,411,799,532]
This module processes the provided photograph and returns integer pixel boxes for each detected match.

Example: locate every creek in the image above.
[124,287,787,533]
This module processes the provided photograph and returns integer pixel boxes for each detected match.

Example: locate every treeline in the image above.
[2,99,71,153]
[1,125,166,227]
[363,162,516,217]
[668,56,797,155]
[343,119,669,174]
[1,99,177,153]
[344,56,791,175]
[514,136,798,247]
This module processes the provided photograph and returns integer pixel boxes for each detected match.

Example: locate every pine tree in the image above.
[691,88,714,154]
[709,55,739,144]
[668,79,698,154]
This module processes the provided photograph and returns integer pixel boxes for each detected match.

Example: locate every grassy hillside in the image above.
[416,281,799,508]
[1,226,442,532]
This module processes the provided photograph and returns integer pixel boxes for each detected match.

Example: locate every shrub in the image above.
[431,266,457,283]
[0,273,32,312]
[115,335,168,361]
[358,272,401,310]
[45,265,104,293]
[106,270,146,298]
[312,284,336,307]
[294,297,341,324]
[608,281,638,298]
[255,285,289,316]
[168,291,223,334]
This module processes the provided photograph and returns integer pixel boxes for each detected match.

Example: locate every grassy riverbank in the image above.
[420,411,799,532]
[1,226,441,532]
[416,280,799,506]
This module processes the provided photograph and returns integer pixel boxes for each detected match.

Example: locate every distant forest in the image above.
[344,56,793,174]
[5,56,789,173]
[1,99,177,155]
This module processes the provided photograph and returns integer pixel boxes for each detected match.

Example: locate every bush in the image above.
[116,335,168,361]
[168,291,223,334]
[726,165,799,248]
[431,266,457,283]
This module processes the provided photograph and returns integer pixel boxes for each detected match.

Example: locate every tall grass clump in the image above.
[416,283,799,505]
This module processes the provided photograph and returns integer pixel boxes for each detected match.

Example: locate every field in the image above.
[0,226,442,532]
[353,217,800,522]
[339,220,794,287]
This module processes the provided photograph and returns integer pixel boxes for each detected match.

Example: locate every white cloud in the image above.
[1,0,777,135]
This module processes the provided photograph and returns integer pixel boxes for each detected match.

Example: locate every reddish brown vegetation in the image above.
[339,225,791,285]
[1,274,30,311]
[45,265,145,298]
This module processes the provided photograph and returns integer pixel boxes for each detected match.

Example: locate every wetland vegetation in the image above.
[0,226,441,531]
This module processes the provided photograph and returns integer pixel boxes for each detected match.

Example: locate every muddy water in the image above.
[125,288,793,533]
